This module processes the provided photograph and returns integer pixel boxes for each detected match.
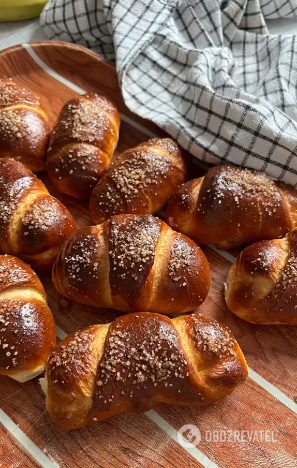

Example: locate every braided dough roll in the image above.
[0,158,76,270]
[53,214,210,314]
[46,94,120,200]
[0,78,49,172]
[0,255,56,382]
[44,312,248,431]
[225,229,297,324]
[90,138,188,224]
[166,165,297,249]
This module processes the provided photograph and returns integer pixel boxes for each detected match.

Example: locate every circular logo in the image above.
[177,424,201,448]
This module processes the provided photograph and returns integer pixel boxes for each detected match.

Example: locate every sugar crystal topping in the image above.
[48,328,96,383]
[266,238,297,307]
[0,167,35,228]
[0,257,31,287]
[22,198,61,232]
[96,149,171,213]
[0,110,30,140]
[144,138,178,154]
[0,80,39,108]
[109,216,160,288]
[189,315,236,357]
[93,315,201,407]
[54,98,114,144]
[64,231,100,288]
[209,166,282,214]
[169,234,197,287]
[0,301,45,371]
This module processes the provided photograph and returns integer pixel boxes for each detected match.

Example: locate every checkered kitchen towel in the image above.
[41,0,297,186]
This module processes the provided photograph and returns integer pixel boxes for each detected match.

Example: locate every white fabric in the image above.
[41,0,297,186]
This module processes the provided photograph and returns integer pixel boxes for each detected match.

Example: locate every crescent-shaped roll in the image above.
[90,138,188,223]
[0,158,76,269]
[0,255,56,382]
[44,312,248,430]
[225,229,297,324]
[53,214,211,314]
[0,78,50,172]
[165,165,297,249]
[46,94,120,200]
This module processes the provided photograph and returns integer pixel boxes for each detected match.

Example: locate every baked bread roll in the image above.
[90,138,188,223]
[165,165,297,249]
[225,229,297,324]
[0,78,49,172]
[46,94,120,200]
[0,158,76,269]
[0,255,56,382]
[44,312,248,430]
[53,214,210,314]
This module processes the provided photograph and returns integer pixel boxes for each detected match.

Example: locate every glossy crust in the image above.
[225,229,297,324]
[0,78,50,172]
[45,312,248,431]
[46,94,120,200]
[53,214,210,314]
[90,138,188,223]
[165,165,297,249]
[0,255,56,381]
[0,158,76,269]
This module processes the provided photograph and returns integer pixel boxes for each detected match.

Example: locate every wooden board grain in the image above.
[0,41,296,468]
[0,375,203,468]
[0,425,42,468]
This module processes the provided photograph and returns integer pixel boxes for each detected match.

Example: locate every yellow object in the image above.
[0,0,47,22]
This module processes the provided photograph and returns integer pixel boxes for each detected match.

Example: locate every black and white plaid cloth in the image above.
[41,0,297,186]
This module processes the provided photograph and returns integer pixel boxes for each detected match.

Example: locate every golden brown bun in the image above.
[90,138,188,223]
[0,79,49,172]
[45,312,248,431]
[46,94,120,200]
[165,165,297,249]
[53,214,210,314]
[0,255,56,381]
[225,229,297,324]
[0,158,76,269]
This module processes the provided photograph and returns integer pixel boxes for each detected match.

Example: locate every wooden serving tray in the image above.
[0,41,296,468]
